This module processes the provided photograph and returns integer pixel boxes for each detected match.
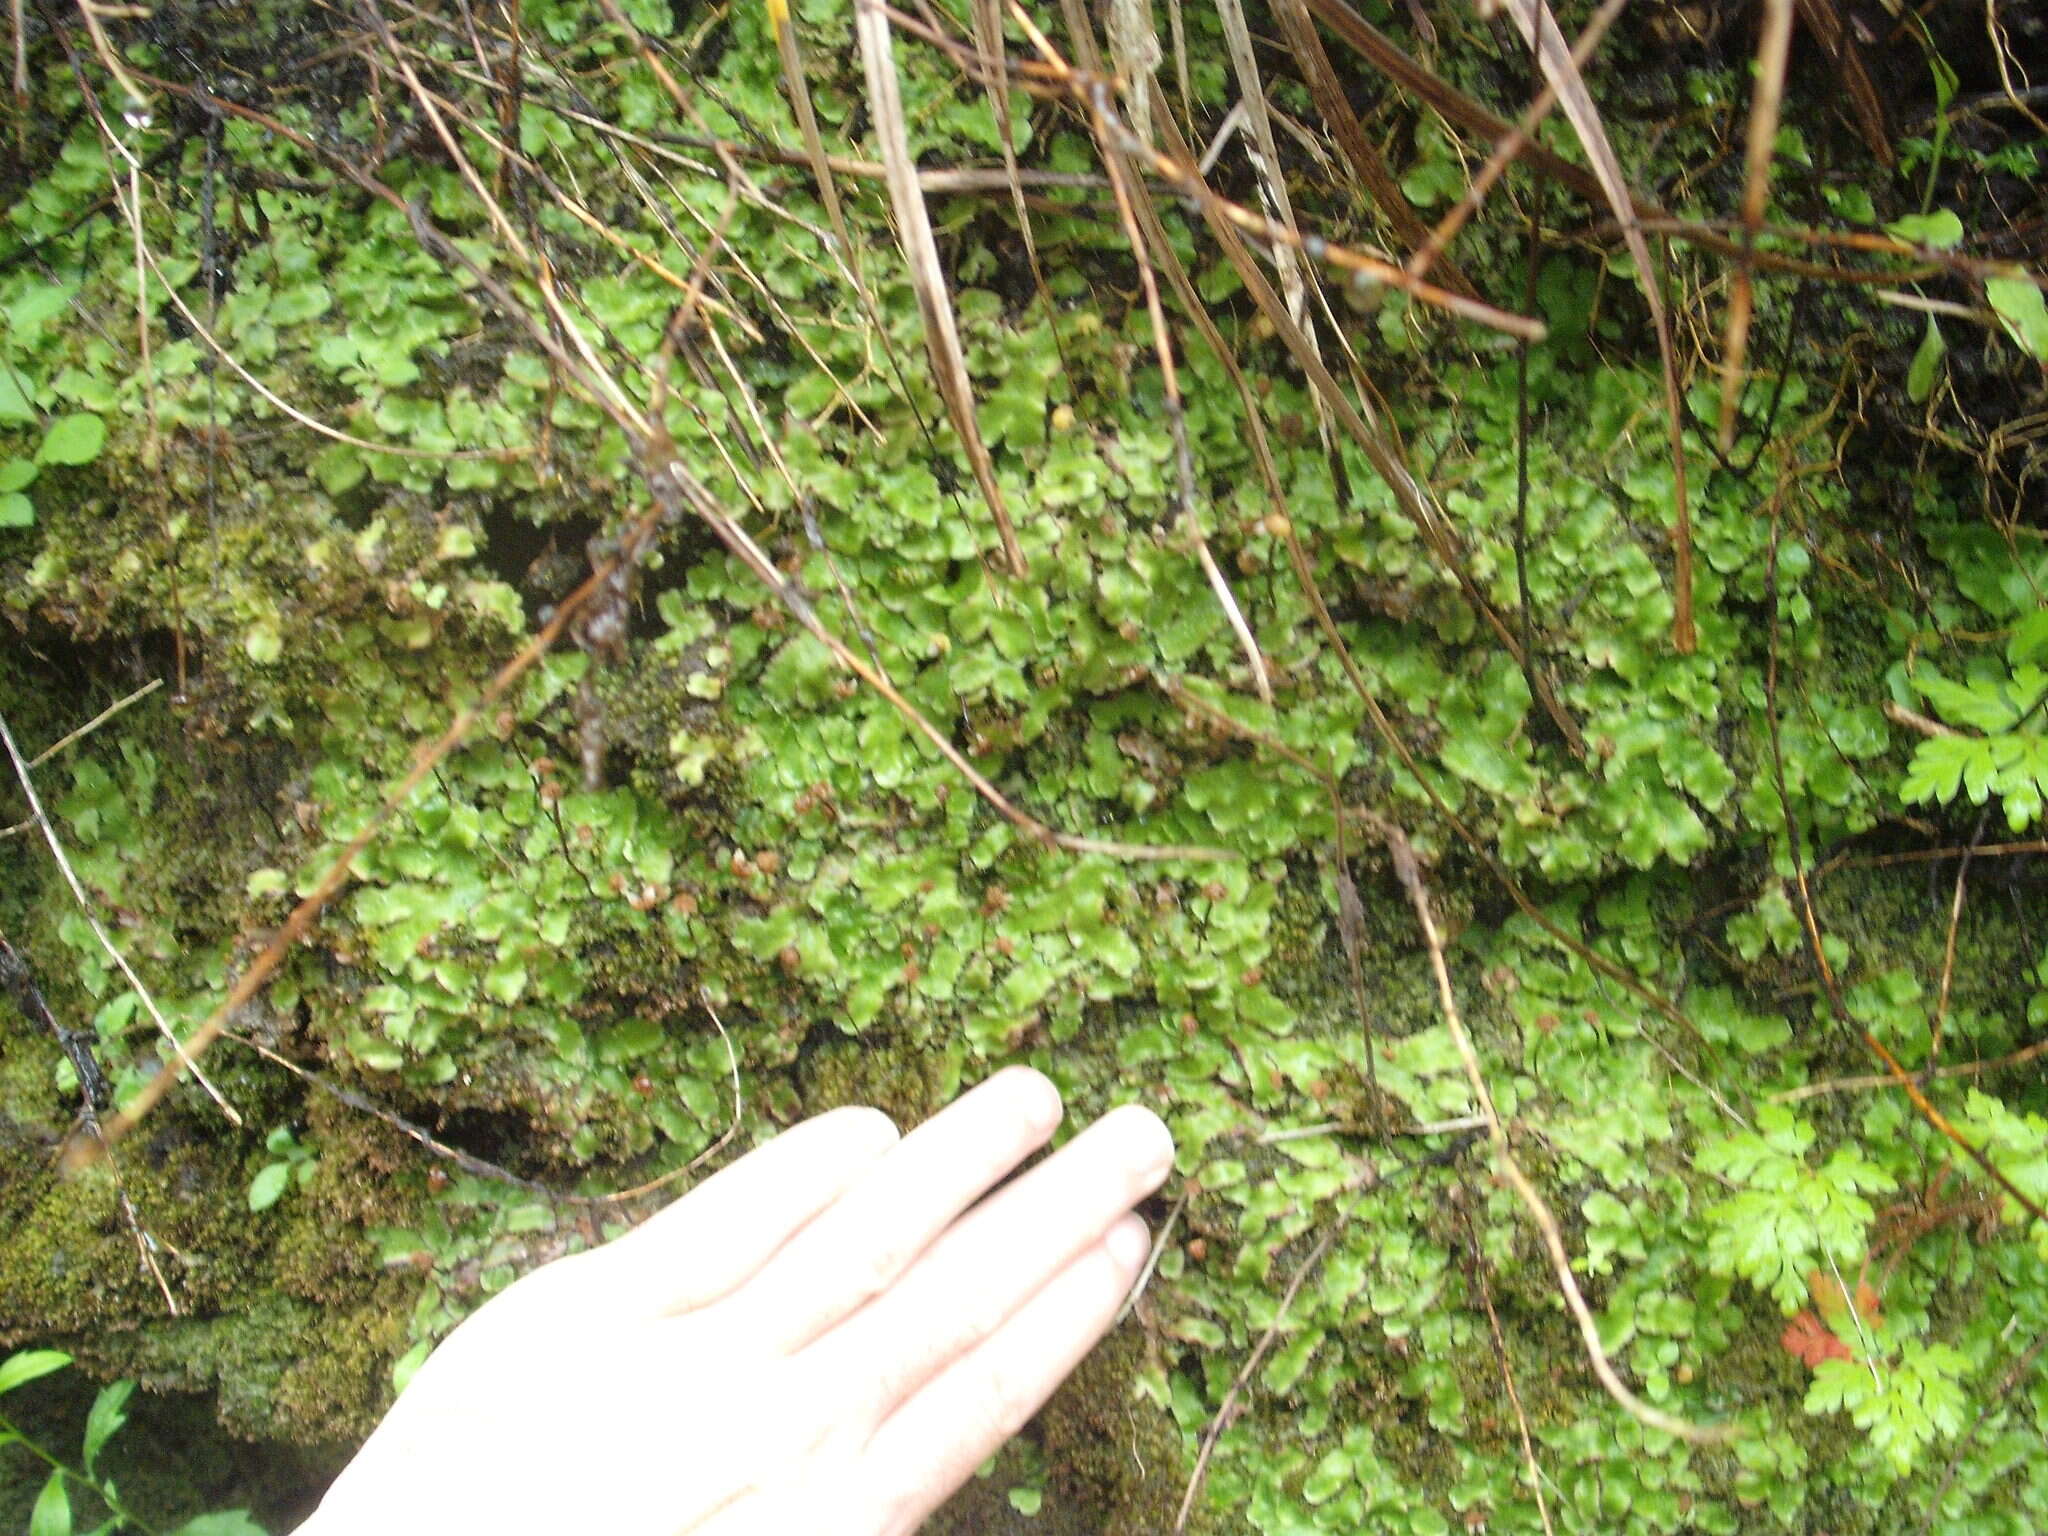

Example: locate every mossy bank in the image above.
[4,1,2047,1530]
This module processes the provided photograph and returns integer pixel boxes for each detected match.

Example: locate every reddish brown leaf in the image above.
[1781,1310,1852,1370]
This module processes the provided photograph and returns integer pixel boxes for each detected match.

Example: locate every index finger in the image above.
[569,1103,902,1318]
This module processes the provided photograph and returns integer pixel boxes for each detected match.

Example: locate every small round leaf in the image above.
[247,1161,291,1211]
[37,412,106,466]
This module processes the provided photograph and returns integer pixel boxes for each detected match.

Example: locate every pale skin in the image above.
[298,1067,1174,1536]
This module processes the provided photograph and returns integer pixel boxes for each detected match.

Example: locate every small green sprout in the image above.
[248,1126,318,1213]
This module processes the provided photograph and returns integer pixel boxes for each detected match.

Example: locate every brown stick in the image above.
[1403,0,1629,284]
[1458,1196,1558,1535]
[1271,0,1464,290]
[1760,503,2048,1229]
[1171,1180,1369,1531]
[1771,1036,2048,1104]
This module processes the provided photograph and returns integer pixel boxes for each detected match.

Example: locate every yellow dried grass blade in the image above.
[1498,0,1694,654]
[767,0,869,310]
[855,0,1026,577]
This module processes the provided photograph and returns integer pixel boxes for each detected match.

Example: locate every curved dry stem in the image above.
[1272,0,1459,287]
[1143,93,1586,758]
[856,0,1025,577]
[1384,820,1733,1445]
[766,0,870,309]
[26,680,160,770]
[63,534,652,1169]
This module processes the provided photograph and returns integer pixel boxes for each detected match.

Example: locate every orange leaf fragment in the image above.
[1781,1309,1852,1370]
[1806,1269,1884,1333]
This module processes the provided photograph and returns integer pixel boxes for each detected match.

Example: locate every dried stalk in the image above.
[1929,808,1989,1066]
[1083,85,1272,703]
[766,0,869,309]
[969,0,1066,372]
[0,936,178,1314]
[9,0,26,151]
[1760,505,2048,1229]
[856,0,1026,576]
[1404,0,1630,283]
[27,680,160,769]
[1459,1198,1557,1535]
[1303,0,1628,212]
[1142,91,1585,756]
[1171,1185,1366,1531]
[992,5,1547,340]
[1270,0,1456,287]
[1717,0,1793,452]
[1771,1037,2048,1104]
[1213,0,1312,334]
[1496,0,1692,653]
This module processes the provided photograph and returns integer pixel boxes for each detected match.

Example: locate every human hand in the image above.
[300,1068,1174,1535]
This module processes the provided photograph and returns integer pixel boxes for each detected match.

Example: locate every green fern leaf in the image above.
[1917,669,2024,733]
[1901,737,1972,807]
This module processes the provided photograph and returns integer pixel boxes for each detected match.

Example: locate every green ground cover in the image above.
[2,1,2046,1530]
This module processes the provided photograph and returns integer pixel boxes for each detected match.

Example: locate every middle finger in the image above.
[708,1066,1065,1352]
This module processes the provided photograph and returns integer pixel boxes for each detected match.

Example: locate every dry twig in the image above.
[1171,1184,1365,1532]
[1771,1036,2048,1104]
[1760,502,2048,1229]
[1717,0,1794,452]
[26,680,161,769]
[1458,1196,1558,1535]
[1081,66,1272,703]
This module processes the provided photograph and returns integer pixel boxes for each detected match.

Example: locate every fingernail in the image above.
[1106,1214,1150,1271]
[1113,1105,1176,1183]
[1010,1068,1064,1135]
